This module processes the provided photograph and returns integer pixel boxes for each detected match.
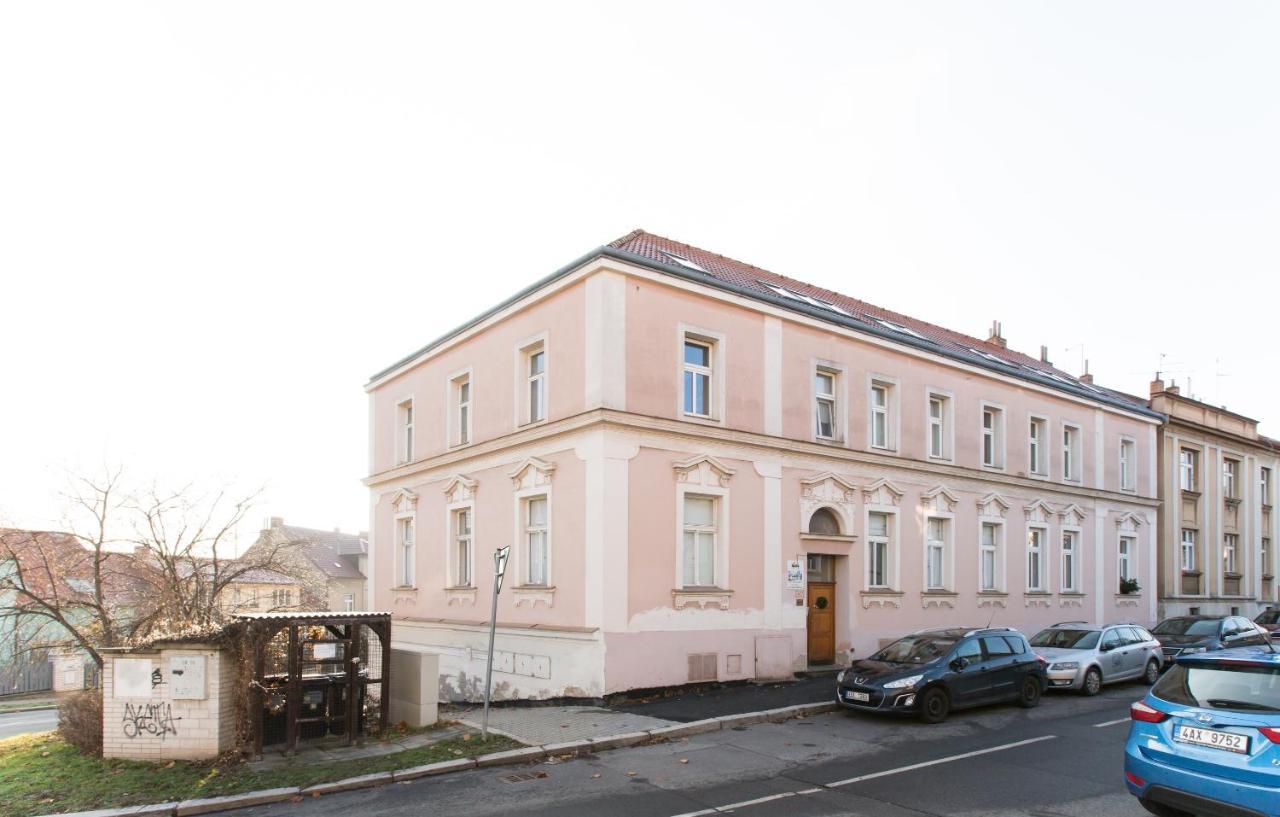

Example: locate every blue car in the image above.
[1124,646,1280,817]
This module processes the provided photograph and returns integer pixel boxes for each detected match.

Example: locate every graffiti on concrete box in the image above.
[122,701,181,739]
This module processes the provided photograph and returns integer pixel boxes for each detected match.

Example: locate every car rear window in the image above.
[1259,611,1280,626]
[1153,619,1221,637]
[1004,636,1025,654]
[983,636,1013,657]
[1153,663,1280,713]
[1030,629,1100,649]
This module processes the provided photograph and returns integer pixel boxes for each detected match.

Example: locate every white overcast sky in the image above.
[2,2,1277,544]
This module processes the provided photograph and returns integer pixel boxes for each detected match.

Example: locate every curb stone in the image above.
[34,700,837,817]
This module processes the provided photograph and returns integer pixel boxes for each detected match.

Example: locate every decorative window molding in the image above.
[673,454,736,487]
[390,488,418,512]
[672,588,733,610]
[509,456,557,490]
[442,474,478,504]
[976,492,1011,519]
[444,587,477,606]
[1115,511,1144,532]
[512,586,555,608]
[1058,503,1085,526]
[800,471,857,536]
[861,477,903,507]
[921,591,958,609]
[860,590,904,609]
[1024,498,1055,524]
[977,593,1008,609]
[920,485,958,515]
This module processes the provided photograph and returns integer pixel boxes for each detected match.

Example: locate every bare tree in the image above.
[0,468,295,667]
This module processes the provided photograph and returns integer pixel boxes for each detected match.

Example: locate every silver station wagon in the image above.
[1028,621,1163,695]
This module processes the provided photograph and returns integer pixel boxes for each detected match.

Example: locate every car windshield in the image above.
[1258,611,1280,626]
[1030,629,1100,649]
[1153,619,1220,637]
[1153,663,1280,712]
[872,635,957,664]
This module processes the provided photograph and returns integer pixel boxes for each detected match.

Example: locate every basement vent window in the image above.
[688,653,718,683]
[663,252,707,273]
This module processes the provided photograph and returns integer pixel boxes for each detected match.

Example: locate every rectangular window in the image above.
[1224,533,1238,574]
[398,517,414,587]
[1263,537,1271,577]
[682,339,712,418]
[343,593,355,611]
[927,393,950,460]
[925,517,946,590]
[1061,530,1078,592]
[1223,460,1238,499]
[1180,449,1198,492]
[1118,536,1134,582]
[1028,417,1047,476]
[1180,528,1197,572]
[527,346,546,424]
[814,369,837,440]
[1062,425,1080,481]
[867,512,891,588]
[982,406,1004,468]
[681,495,716,586]
[980,522,1000,591]
[1263,467,1273,506]
[1026,528,1044,591]
[454,508,473,587]
[452,374,472,446]
[525,496,549,586]
[1120,439,1136,491]
[398,399,414,463]
[869,381,892,449]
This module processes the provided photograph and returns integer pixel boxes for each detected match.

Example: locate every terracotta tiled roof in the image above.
[276,524,365,580]
[607,230,1155,416]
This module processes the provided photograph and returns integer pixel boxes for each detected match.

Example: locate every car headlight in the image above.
[1049,662,1079,671]
[1181,647,1206,654]
[836,670,845,683]
[884,674,923,689]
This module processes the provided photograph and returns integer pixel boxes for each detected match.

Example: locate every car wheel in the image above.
[1017,675,1042,708]
[1082,667,1102,696]
[917,687,950,723]
[1138,796,1193,817]
[1142,659,1160,686]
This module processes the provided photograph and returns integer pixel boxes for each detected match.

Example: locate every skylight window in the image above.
[759,280,854,318]
[761,282,805,302]
[663,252,707,273]
[873,318,925,339]
[800,295,851,316]
[968,348,1009,366]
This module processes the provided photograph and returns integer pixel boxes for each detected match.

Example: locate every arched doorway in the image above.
[805,508,842,665]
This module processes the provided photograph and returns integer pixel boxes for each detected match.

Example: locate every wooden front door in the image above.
[807,581,836,664]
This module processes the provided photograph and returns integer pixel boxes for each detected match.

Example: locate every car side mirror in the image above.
[1100,644,1113,653]
[950,657,968,672]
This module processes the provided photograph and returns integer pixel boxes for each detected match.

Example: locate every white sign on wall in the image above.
[785,559,805,591]
[114,658,154,699]
[313,643,337,660]
[169,655,206,700]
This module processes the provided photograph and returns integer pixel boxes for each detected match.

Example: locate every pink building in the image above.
[364,231,1161,700]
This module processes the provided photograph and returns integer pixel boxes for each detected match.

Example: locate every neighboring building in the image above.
[240,519,367,612]
[1149,380,1280,618]
[218,568,303,615]
[365,230,1162,701]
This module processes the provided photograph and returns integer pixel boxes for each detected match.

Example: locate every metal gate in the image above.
[0,657,53,696]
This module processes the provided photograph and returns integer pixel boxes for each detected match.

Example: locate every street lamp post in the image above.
[481,545,511,739]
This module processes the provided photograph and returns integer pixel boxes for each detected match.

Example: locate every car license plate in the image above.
[1174,724,1250,754]
[846,691,869,702]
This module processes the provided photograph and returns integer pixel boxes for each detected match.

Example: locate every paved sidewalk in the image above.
[611,672,838,722]
[249,723,469,770]
[452,705,677,745]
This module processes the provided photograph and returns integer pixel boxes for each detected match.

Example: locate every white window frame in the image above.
[1119,436,1137,493]
[1028,415,1049,478]
[396,396,415,464]
[515,332,549,427]
[675,480,729,589]
[343,593,355,611]
[445,500,475,589]
[1222,459,1239,500]
[1180,528,1197,572]
[447,367,474,448]
[1223,533,1239,575]
[812,361,845,443]
[1262,467,1273,507]
[1026,525,1047,592]
[1263,536,1272,578]
[924,514,952,591]
[1060,527,1080,592]
[925,388,954,462]
[1180,448,1199,492]
[1118,535,1135,583]
[864,507,899,590]
[867,374,899,452]
[516,490,551,588]
[395,512,416,589]
[1061,422,1081,483]
[677,324,726,425]
[980,402,1006,470]
[979,520,1004,592]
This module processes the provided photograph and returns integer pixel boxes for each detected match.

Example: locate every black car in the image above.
[835,627,1048,723]
[1150,614,1272,666]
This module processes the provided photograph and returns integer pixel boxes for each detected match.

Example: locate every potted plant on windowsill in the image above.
[1119,577,1141,595]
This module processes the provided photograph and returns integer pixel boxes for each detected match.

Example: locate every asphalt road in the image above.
[237,683,1151,817]
[0,708,58,740]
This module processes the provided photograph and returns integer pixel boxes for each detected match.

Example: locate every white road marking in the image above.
[1093,717,1130,728]
[823,735,1058,788]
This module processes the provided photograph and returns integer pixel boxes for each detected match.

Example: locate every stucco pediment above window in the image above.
[390,488,418,512]
[671,588,733,610]
[976,492,1010,518]
[1058,503,1085,526]
[1024,499,1055,524]
[1115,511,1144,532]
[861,478,903,507]
[508,457,556,490]
[442,474,478,504]
[800,472,857,504]
[920,485,959,515]
[673,454,735,488]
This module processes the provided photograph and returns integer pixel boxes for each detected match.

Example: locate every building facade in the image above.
[365,231,1162,701]
[1150,381,1279,618]
[240,519,368,612]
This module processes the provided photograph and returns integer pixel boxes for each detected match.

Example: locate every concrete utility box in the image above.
[388,649,439,728]
[100,643,236,761]
[52,648,84,692]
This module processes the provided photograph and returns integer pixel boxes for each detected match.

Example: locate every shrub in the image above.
[1119,577,1141,595]
[58,688,103,756]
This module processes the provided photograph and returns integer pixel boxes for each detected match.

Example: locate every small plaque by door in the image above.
[807,581,835,664]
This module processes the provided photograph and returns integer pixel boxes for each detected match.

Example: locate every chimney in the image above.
[1039,345,1051,364]
[1166,379,1180,396]
[1149,373,1165,396]
[986,320,1006,348]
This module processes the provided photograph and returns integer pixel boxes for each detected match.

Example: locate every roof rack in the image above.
[1051,620,1089,627]
[964,626,1017,636]
[912,625,966,634]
